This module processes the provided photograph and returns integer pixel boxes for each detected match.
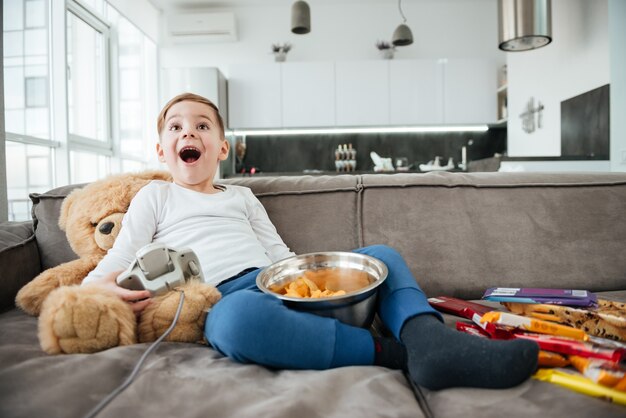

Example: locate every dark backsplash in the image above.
[231,128,506,174]
[561,84,610,159]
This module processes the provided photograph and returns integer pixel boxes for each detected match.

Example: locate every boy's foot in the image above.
[400,314,539,390]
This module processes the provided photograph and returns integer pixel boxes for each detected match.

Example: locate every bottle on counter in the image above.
[333,144,357,172]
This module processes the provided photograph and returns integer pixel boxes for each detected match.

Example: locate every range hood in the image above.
[498,0,552,51]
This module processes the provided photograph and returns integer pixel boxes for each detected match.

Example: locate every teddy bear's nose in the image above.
[98,222,115,235]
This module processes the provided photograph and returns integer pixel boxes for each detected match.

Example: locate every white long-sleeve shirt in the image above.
[83,180,295,286]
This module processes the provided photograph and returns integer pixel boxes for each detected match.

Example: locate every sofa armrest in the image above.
[0,221,41,313]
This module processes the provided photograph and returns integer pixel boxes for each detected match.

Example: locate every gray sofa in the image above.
[1,172,625,418]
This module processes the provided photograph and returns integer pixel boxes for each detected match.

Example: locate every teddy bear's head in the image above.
[58,170,172,258]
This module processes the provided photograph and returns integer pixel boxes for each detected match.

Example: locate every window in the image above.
[3,0,54,221]
[25,76,48,107]
[3,0,159,221]
[66,5,108,144]
[106,5,157,165]
[5,142,53,221]
[70,150,109,183]
[3,0,52,141]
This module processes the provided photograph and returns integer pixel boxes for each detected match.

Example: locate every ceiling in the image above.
[149,0,411,12]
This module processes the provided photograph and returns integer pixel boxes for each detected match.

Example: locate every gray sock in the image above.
[400,314,539,390]
[373,337,407,370]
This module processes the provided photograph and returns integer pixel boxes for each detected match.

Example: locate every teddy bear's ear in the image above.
[58,190,79,231]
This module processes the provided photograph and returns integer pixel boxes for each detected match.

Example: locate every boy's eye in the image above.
[198,123,209,130]
[168,124,181,131]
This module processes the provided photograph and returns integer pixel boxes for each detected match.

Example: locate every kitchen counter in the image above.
[223,169,464,178]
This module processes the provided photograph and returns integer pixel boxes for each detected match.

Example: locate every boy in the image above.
[85,93,539,390]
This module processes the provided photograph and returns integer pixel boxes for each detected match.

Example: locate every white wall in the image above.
[499,160,611,172]
[107,0,160,41]
[609,0,626,172]
[159,0,505,73]
[506,0,609,157]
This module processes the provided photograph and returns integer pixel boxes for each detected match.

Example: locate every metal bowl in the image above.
[256,252,388,328]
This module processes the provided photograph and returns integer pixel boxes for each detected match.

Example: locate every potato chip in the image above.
[271,268,371,299]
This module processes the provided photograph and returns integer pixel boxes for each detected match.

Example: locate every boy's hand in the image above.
[84,270,152,314]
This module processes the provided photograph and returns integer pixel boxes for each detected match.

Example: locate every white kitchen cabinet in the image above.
[443,59,497,124]
[161,67,228,125]
[281,62,335,128]
[227,63,282,129]
[227,59,497,129]
[389,60,443,125]
[335,61,389,126]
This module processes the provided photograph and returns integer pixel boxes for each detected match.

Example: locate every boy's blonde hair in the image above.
[157,92,225,139]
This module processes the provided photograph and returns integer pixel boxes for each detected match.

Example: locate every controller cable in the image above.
[83,290,185,418]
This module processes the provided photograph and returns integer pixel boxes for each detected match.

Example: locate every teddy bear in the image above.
[15,171,222,354]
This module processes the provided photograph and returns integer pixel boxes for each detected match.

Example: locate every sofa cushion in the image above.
[221,175,361,254]
[1,293,625,418]
[30,184,84,270]
[360,172,626,299]
[0,221,40,312]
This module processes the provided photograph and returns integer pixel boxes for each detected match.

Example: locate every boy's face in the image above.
[157,100,229,193]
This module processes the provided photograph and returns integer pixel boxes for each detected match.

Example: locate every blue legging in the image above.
[205,245,441,369]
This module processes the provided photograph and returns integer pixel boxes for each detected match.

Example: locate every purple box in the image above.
[482,287,598,307]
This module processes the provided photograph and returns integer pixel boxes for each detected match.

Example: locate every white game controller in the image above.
[116,243,204,295]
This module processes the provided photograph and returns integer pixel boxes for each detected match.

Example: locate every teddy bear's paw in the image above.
[139,281,221,344]
[15,281,48,317]
[15,269,69,316]
[16,258,100,316]
[38,286,137,354]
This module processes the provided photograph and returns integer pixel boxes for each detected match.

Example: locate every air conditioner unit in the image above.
[167,12,237,43]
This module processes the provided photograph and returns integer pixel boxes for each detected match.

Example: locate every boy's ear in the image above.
[218,139,230,161]
[156,142,166,163]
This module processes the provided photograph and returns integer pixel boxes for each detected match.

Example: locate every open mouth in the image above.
[179,146,202,163]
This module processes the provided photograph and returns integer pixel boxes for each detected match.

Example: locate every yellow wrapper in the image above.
[533,368,626,405]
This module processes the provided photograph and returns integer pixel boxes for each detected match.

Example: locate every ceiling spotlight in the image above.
[392,0,413,46]
[291,1,311,34]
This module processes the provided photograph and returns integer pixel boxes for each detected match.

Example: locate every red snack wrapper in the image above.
[456,323,570,368]
[513,332,625,363]
[470,312,515,340]
[455,322,490,338]
[428,296,493,320]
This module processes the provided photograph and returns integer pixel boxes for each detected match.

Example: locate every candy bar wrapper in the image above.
[481,311,588,341]
[533,368,626,406]
[569,355,626,392]
[538,351,570,368]
[456,322,569,367]
[482,287,597,307]
[470,312,515,340]
[455,322,489,338]
[428,296,493,320]
[513,332,625,363]
[427,299,518,340]
[455,318,514,341]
